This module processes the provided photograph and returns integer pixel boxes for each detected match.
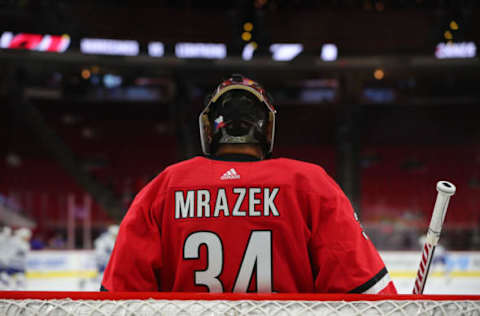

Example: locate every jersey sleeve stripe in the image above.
[361,270,392,294]
[348,267,389,294]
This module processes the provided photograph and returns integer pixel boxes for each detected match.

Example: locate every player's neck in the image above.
[215,145,264,160]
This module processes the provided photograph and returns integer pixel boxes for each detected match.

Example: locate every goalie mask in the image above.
[199,74,277,157]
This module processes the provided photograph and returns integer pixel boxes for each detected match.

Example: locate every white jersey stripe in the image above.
[362,272,392,294]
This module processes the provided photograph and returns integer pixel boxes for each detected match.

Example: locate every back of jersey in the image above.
[103,156,392,293]
[158,156,324,293]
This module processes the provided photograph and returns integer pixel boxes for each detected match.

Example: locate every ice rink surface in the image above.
[17,250,480,294]
[381,251,480,294]
[394,276,480,295]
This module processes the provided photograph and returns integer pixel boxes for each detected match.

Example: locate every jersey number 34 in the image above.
[183,230,273,292]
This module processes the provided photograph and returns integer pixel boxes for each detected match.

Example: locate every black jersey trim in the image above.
[348,267,388,294]
[100,284,109,292]
[208,154,261,162]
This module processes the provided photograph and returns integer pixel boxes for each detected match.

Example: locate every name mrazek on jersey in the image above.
[174,187,280,219]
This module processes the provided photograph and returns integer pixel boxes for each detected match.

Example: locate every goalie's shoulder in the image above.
[162,156,207,173]
[270,157,329,176]
[128,158,204,206]
[270,157,340,193]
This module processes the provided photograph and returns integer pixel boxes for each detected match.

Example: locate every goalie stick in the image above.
[413,181,456,294]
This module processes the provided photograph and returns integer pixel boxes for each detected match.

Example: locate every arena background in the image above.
[0,0,479,293]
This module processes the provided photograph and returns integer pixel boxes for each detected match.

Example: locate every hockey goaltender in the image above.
[101,74,397,294]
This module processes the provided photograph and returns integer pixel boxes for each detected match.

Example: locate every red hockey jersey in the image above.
[102,156,397,294]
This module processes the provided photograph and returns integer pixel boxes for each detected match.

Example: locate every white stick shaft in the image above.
[413,181,455,294]
[427,181,455,245]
